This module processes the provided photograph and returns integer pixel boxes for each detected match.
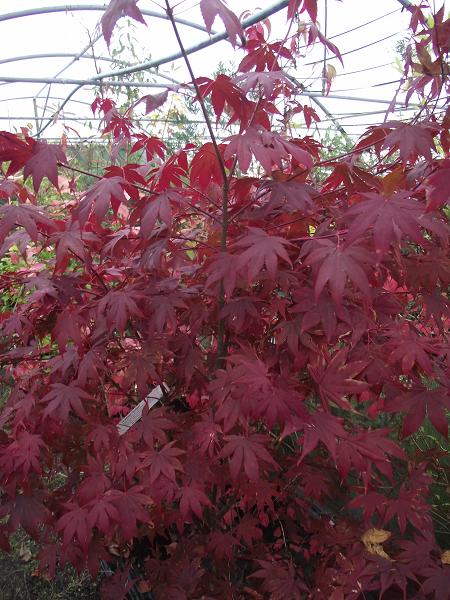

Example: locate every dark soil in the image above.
[0,551,100,600]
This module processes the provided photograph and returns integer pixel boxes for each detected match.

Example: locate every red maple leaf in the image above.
[86,495,120,534]
[421,565,450,600]
[225,127,313,173]
[290,286,343,342]
[41,383,91,421]
[293,411,346,461]
[383,486,431,533]
[56,502,92,550]
[336,429,405,482]
[0,431,46,477]
[0,131,33,175]
[207,531,240,561]
[74,176,127,226]
[219,434,279,481]
[251,561,308,599]
[136,407,176,447]
[220,296,262,333]
[382,121,437,163]
[177,485,212,520]
[344,191,425,256]
[200,0,244,47]
[101,568,135,600]
[347,491,386,522]
[385,383,450,438]
[197,74,250,123]
[423,158,450,211]
[97,289,144,333]
[131,90,169,115]
[107,486,152,539]
[287,0,318,21]
[234,71,295,97]
[50,222,92,272]
[23,140,67,192]
[0,203,55,245]
[235,514,263,545]
[302,238,373,304]
[190,143,227,188]
[137,191,179,237]
[233,227,292,283]
[141,442,185,483]
[131,134,166,161]
[205,252,240,297]
[1,494,51,538]
[386,323,436,375]
[256,179,315,216]
[101,0,146,47]
[238,36,293,72]
[309,349,369,411]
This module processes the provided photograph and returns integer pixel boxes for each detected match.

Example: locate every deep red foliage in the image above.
[0,1,449,598]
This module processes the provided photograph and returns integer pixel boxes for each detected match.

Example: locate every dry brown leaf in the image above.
[364,542,391,560]
[441,550,450,565]
[361,528,392,561]
[361,528,391,545]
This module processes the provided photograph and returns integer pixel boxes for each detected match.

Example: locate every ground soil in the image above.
[0,551,100,600]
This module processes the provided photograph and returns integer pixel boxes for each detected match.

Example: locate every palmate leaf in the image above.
[385,383,450,438]
[251,561,308,599]
[101,0,146,47]
[0,431,46,477]
[177,486,212,520]
[382,121,438,163]
[220,434,279,481]
[23,141,67,192]
[107,486,153,540]
[224,127,313,173]
[1,493,51,538]
[0,203,55,245]
[233,227,292,283]
[344,191,425,256]
[302,238,373,304]
[292,411,347,462]
[141,442,185,483]
[97,289,145,333]
[423,158,450,211]
[421,565,450,600]
[309,349,369,411]
[287,0,318,22]
[0,131,66,191]
[56,502,92,550]
[234,71,295,97]
[200,0,244,47]
[41,383,91,422]
[73,176,127,226]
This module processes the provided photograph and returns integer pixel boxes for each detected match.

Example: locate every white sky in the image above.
[0,0,447,141]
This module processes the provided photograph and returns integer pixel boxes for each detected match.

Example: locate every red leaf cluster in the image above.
[0,1,449,599]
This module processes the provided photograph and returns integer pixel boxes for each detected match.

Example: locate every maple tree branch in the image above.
[164,1,231,366]
[164,2,227,186]
[58,161,222,224]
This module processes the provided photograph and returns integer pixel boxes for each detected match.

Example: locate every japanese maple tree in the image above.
[0,0,449,598]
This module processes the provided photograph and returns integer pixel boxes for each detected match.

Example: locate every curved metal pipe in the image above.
[36,0,290,136]
[0,5,211,34]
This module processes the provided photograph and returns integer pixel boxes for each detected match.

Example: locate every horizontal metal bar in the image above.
[0,53,117,66]
[0,77,169,87]
[0,5,211,34]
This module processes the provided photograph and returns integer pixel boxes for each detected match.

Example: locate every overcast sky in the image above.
[0,0,447,141]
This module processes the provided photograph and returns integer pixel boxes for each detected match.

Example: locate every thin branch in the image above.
[164,0,231,365]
